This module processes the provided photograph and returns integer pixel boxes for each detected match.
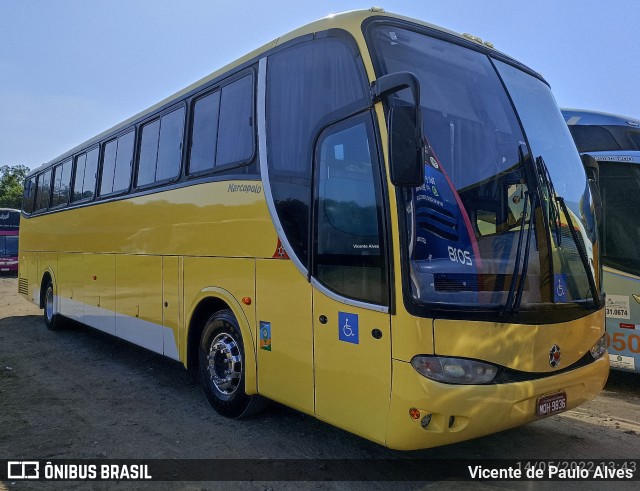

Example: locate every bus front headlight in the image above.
[589,334,607,361]
[411,355,498,384]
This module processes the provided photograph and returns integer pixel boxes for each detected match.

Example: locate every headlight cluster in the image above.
[410,355,498,384]
[589,334,607,361]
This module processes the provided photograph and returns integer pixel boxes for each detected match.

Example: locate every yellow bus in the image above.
[18,8,608,450]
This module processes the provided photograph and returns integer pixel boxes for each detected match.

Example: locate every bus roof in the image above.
[562,108,640,128]
[29,8,536,177]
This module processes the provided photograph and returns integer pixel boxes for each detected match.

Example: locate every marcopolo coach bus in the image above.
[563,108,640,374]
[19,9,608,450]
[0,208,20,274]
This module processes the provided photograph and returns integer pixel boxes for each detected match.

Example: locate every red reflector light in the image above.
[409,408,420,420]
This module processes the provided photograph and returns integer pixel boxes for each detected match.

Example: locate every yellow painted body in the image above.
[18,9,608,450]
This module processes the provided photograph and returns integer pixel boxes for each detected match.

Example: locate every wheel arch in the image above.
[185,287,257,394]
[39,268,56,309]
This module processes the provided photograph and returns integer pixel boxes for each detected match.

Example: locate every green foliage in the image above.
[0,165,30,209]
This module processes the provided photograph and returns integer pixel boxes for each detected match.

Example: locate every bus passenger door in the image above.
[312,112,392,444]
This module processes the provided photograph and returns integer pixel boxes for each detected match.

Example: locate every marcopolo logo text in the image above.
[228,183,262,194]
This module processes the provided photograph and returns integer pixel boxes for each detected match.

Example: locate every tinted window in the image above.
[1,235,19,256]
[315,113,387,305]
[599,162,640,277]
[568,125,620,152]
[113,131,134,193]
[266,37,367,268]
[626,130,640,150]
[138,119,160,186]
[216,75,253,166]
[73,148,99,201]
[74,153,87,201]
[22,178,35,214]
[189,91,220,174]
[51,159,72,207]
[82,147,98,200]
[138,107,184,186]
[6,235,18,255]
[100,139,118,195]
[35,170,52,211]
[100,131,134,195]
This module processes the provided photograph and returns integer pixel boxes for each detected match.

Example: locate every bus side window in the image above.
[51,159,72,208]
[100,130,134,196]
[216,75,253,167]
[73,147,99,202]
[35,170,52,212]
[314,113,387,305]
[22,177,35,214]
[189,91,220,175]
[138,106,185,187]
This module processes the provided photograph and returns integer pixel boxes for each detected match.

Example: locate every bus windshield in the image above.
[1,235,19,257]
[369,24,598,314]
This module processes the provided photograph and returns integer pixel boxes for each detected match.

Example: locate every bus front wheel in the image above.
[43,280,64,330]
[199,309,265,419]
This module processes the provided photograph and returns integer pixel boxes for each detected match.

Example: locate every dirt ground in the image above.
[0,274,639,490]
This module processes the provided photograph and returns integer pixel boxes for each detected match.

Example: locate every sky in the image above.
[1,0,638,169]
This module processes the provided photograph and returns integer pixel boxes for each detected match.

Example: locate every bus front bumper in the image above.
[385,355,609,450]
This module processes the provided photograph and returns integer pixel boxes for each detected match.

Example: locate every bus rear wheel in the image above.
[199,309,265,419]
[43,279,64,330]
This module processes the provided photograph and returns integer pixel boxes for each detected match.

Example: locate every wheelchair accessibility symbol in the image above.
[554,274,569,303]
[338,312,359,344]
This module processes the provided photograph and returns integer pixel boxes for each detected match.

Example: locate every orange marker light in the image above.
[242,297,252,305]
[409,408,421,420]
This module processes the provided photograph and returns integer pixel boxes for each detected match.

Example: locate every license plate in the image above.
[536,392,567,417]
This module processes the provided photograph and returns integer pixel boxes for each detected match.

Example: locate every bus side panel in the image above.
[604,268,640,372]
[83,254,116,335]
[255,259,314,415]
[25,252,38,304]
[162,256,182,361]
[58,253,85,320]
[115,254,163,355]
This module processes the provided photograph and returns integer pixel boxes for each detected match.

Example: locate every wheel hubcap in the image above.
[207,332,242,395]
[45,287,54,322]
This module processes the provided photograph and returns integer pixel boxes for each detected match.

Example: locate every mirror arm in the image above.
[370,72,422,137]
[370,71,421,107]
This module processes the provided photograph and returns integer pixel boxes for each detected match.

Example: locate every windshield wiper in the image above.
[556,196,601,309]
[501,145,536,316]
[535,156,562,246]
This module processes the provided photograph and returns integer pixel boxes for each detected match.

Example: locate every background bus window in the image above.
[568,125,620,152]
[137,107,185,187]
[100,130,134,195]
[599,162,640,277]
[314,114,387,305]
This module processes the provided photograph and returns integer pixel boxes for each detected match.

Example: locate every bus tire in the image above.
[43,279,65,330]
[199,309,265,419]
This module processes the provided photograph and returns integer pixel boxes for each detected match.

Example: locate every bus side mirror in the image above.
[581,153,602,222]
[581,153,599,183]
[389,106,425,187]
[371,72,425,188]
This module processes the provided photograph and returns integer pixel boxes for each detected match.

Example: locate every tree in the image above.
[0,165,30,209]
